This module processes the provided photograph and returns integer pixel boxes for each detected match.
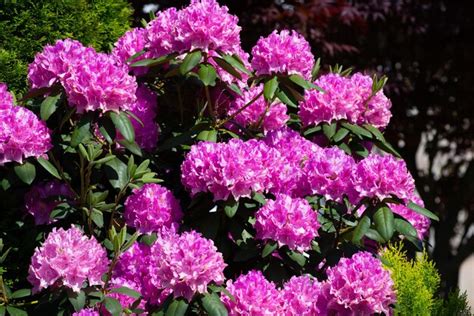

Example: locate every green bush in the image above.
[0,0,133,94]
[381,243,441,316]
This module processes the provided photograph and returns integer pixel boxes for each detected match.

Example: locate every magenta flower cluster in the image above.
[124,183,183,234]
[0,83,52,165]
[280,276,325,315]
[227,85,289,133]
[28,226,109,293]
[299,72,392,128]
[112,27,150,75]
[24,181,74,225]
[251,30,315,80]
[254,194,320,251]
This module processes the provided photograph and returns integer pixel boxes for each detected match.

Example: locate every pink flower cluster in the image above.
[113,228,225,304]
[251,30,315,80]
[299,72,392,128]
[280,276,325,315]
[24,181,74,225]
[28,226,109,292]
[72,308,99,316]
[28,40,137,113]
[254,194,320,251]
[146,0,241,56]
[112,27,150,75]
[0,83,13,106]
[227,85,289,133]
[124,183,183,234]
[0,84,52,165]
[321,251,396,315]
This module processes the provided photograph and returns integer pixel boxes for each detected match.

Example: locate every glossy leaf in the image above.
[37,157,61,179]
[110,111,135,143]
[14,162,36,185]
[40,92,62,121]
[201,293,228,316]
[180,51,202,74]
[198,64,217,86]
[263,76,278,100]
[352,215,371,244]
[374,206,395,241]
[407,201,439,221]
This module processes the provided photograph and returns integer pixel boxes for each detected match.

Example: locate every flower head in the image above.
[255,194,320,251]
[222,270,282,316]
[0,83,14,106]
[112,27,150,75]
[146,8,181,57]
[281,276,324,315]
[251,30,314,79]
[124,183,183,234]
[72,308,99,316]
[28,226,109,292]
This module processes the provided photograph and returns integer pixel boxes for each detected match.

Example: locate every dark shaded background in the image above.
[131,0,473,295]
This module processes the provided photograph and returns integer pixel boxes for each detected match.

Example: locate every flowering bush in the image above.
[0,1,442,315]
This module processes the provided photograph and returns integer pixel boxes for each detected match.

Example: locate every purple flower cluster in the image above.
[24,181,74,225]
[227,85,289,133]
[281,276,325,316]
[254,194,320,251]
[251,30,315,80]
[28,226,109,292]
[0,84,52,165]
[299,72,392,128]
[28,40,137,113]
[124,183,183,234]
[113,228,225,304]
[112,27,150,75]
[146,0,241,56]
[72,309,99,316]
[321,252,396,315]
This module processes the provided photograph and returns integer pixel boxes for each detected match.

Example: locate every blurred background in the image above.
[129,0,474,302]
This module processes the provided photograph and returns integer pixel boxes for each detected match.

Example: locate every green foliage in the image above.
[381,243,441,316]
[0,0,133,94]
[433,289,472,316]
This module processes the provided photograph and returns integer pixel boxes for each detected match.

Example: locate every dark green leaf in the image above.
[333,127,349,142]
[0,306,5,316]
[201,293,228,316]
[126,49,147,63]
[311,58,321,79]
[99,116,117,144]
[104,297,122,316]
[322,122,337,139]
[286,250,306,267]
[340,122,373,139]
[213,56,242,80]
[5,307,27,316]
[275,89,297,108]
[394,218,418,238]
[71,118,92,147]
[110,286,141,299]
[365,229,385,243]
[407,201,439,221]
[68,290,85,311]
[374,206,395,241]
[262,241,277,258]
[14,162,36,185]
[226,83,243,96]
[264,77,279,101]
[92,155,117,166]
[165,299,188,316]
[110,111,135,143]
[37,157,61,179]
[363,124,386,142]
[303,126,322,136]
[90,209,104,228]
[10,289,31,299]
[180,51,202,74]
[374,140,401,158]
[352,216,371,244]
[224,199,239,218]
[338,142,352,155]
[198,64,217,86]
[40,93,62,121]
[223,54,251,75]
[104,158,128,189]
[288,74,317,90]
[130,54,176,67]
[117,139,142,157]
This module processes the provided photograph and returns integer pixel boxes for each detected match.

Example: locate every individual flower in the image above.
[351,153,415,203]
[177,0,242,53]
[390,195,431,239]
[227,85,289,133]
[304,146,357,203]
[28,226,109,293]
[126,85,160,151]
[112,27,150,75]
[280,275,324,316]
[72,308,99,316]
[0,82,14,106]
[149,230,226,301]
[146,8,181,58]
[0,104,52,165]
[24,181,74,225]
[251,30,315,80]
[254,194,320,251]
[222,270,282,315]
[321,251,396,315]
[62,52,137,113]
[28,39,95,89]
[124,183,183,234]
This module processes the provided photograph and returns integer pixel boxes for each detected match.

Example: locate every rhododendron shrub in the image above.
[0,0,441,315]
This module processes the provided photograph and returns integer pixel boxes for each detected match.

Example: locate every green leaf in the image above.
[68,289,86,311]
[333,127,349,142]
[37,157,61,179]
[311,58,321,79]
[201,293,228,316]
[110,286,141,299]
[5,307,27,316]
[340,122,373,139]
[223,54,251,75]
[363,124,386,141]
[71,118,92,147]
[90,209,104,228]
[117,139,142,157]
[40,92,62,121]
[352,216,371,245]
[104,158,128,189]
[110,111,135,143]
[197,130,218,142]
[252,192,266,205]
[126,49,147,63]
[92,154,117,166]
[0,306,5,316]
[224,199,239,218]
[198,64,217,86]
[104,297,122,316]
[213,56,242,80]
[365,228,385,243]
[180,51,202,74]
[322,122,337,139]
[374,206,395,241]
[10,288,31,299]
[303,126,322,136]
[275,89,298,108]
[394,218,418,238]
[263,77,278,101]
[287,250,306,266]
[14,162,36,185]
[407,201,439,221]
[288,74,317,90]
[165,299,189,316]
[262,241,277,258]
[130,54,177,67]
[374,140,401,158]
[226,83,243,96]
